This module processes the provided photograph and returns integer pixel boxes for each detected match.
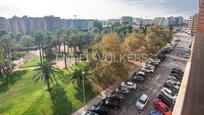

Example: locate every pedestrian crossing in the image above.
[165,54,188,61]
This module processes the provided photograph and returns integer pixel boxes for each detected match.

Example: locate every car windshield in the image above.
[139,98,146,104]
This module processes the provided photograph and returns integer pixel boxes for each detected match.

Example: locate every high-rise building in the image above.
[186,14,198,35]
[121,16,133,25]
[0,17,9,32]
[154,17,168,27]
[44,15,60,31]
[29,17,46,33]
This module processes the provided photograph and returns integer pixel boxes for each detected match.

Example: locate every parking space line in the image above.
[156,74,160,80]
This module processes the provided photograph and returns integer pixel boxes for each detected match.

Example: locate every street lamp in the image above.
[82,71,86,109]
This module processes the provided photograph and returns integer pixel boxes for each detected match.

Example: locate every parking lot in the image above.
[109,33,192,115]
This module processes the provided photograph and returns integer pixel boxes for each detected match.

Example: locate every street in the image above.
[109,33,192,115]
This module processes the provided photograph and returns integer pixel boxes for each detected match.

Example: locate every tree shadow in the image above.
[49,84,73,115]
[0,70,25,93]
[73,83,96,103]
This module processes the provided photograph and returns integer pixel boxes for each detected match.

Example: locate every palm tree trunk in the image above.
[39,44,42,64]
[63,43,67,68]
[58,45,61,53]
[46,77,51,90]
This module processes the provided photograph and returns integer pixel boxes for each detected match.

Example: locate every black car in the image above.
[108,92,124,101]
[169,72,183,81]
[158,93,175,107]
[90,102,109,115]
[157,54,165,61]
[171,68,183,76]
[102,98,120,109]
[131,75,145,82]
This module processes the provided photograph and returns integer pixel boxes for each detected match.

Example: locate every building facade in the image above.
[186,14,198,35]
[0,15,96,35]
[121,16,133,25]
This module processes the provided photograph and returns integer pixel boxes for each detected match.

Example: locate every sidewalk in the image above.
[71,64,140,115]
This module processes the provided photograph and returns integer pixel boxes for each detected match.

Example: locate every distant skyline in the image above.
[0,0,199,19]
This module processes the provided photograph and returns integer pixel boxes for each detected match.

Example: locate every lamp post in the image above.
[82,71,86,109]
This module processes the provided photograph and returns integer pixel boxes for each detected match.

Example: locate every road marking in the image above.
[156,74,160,80]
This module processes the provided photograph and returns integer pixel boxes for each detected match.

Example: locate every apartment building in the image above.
[186,14,198,35]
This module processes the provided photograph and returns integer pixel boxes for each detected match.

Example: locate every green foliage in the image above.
[0,70,96,115]
[20,57,40,68]
[32,61,63,90]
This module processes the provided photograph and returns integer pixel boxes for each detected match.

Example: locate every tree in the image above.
[0,50,3,64]
[68,62,85,86]
[92,21,103,33]
[32,61,62,90]
[33,32,44,64]
[53,29,63,53]
[20,35,34,48]
[87,32,129,85]
[0,59,14,82]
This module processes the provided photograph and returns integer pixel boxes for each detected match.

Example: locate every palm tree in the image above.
[69,62,85,86]
[32,61,62,90]
[34,32,44,64]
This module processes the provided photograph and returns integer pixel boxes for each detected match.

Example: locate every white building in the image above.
[154,17,168,27]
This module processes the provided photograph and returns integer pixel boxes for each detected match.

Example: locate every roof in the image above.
[140,94,148,101]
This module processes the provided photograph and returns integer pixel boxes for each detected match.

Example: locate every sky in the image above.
[0,0,199,19]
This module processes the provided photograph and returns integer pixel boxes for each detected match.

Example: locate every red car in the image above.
[153,100,172,115]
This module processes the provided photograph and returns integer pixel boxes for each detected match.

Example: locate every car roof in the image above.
[140,94,148,100]
[154,100,167,108]
[162,87,173,93]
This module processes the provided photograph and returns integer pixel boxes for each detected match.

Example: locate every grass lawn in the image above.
[20,57,40,68]
[0,70,96,115]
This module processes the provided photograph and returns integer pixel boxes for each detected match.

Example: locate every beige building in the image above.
[186,14,198,35]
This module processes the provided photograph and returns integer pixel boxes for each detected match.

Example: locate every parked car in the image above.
[135,71,146,77]
[153,100,172,115]
[170,68,183,78]
[158,93,175,106]
[168,79,181,86]
[121,81,137,89]
[115,86,129,94]
[168,76,181,83]
[108,92,124,101]
[148,59,160,65]
[143,64,155,69]
[161,87,177,101]
[164,81,180,93]
[102,98,119,109]
[141,67,154,73]
[90,102,109,115]
[136,94,149,110]
[157,54,165,62]
[131,75,145,82]
[82,111,99,115]
[150,109,162,115]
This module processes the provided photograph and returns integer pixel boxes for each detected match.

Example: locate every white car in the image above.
[168,76,181,86]
[121,81,137,89]
[137,71,146,76]
[116,86,129,94]
[136,94,149,110]
[143,64,155,69]
[161,87,177,101]
[141,67,154,73]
